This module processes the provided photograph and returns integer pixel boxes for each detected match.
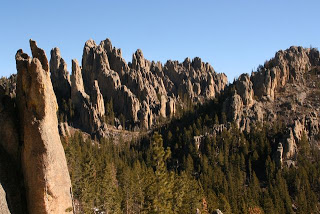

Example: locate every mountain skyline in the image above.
[1,0,319,80]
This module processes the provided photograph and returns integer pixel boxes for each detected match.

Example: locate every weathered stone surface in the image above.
[236,73,254,107]
[224,47,320,160]
[50,47,71,102]
[71,59,103,137]
[251,46,311,101]
[116,86,140,122]
[132,49,149,71]
[16,40,73,214]
[139,101,153,130]
[160,95,167,118]
[0,184,10,214]
[13,38,228,136]
[91,81,105,118]
[283,128,297,159]
[77,38,228,130]
[223,92,243,127]
[101,38,129,76]
[166,97,176,118]
[71,59,88,106]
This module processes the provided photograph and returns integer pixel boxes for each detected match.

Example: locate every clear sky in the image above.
[0,0,319,81]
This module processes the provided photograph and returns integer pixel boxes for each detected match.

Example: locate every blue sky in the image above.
[0,0,319,81]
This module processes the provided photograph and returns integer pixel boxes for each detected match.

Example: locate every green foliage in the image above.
[62,90,320,213]
[63,132,202,213]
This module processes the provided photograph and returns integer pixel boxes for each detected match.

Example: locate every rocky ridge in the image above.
[49,38,227,138]
[0,40,74,214]
[222,46,320,166]
[1,38,320,212]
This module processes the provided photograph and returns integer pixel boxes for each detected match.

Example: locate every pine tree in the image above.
[145,132,174,213]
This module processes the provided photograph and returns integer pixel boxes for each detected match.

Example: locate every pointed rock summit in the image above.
[50,47,71,102]
[15,40,73,214]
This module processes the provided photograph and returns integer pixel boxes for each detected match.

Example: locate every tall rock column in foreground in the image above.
[15,40,73,213]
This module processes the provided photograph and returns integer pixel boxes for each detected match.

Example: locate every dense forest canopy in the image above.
[62,95,320,213]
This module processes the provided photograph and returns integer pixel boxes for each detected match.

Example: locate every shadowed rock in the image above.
[50,47,71,102]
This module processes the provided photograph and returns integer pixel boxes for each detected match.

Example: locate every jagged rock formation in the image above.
[71,59,105,137]
[15,40,73,214]
[39,38,228,137]
[223,46,320,164]
[50,47,71,102]
[78,38,227,133]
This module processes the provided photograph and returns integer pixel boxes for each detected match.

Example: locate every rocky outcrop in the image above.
[15,40,73,214]
[283,128,298,159]
[251,46,311,101]
[76,38,228,131]
[166,97,176,118]
[235,74,254,107]
[160,95,167,118]
[91,81,105,118]
[139,101,153,130]
[162,57,227,101]
[71,59,88,106]
[222,46,320,163]
[71,59,104,137]
[224,93,243,127]
[50,48,71,102]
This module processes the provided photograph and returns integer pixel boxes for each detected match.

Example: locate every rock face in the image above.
[235,74,254,107]
[223,46,320,164]
[15,40,73,214]
[251,46,311,101]
[76,38,228,132]
[50,47,71,103]
[45,38,227,135]
[91,81,105,118]
[0,184,10,214]
[71,59,105,137]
